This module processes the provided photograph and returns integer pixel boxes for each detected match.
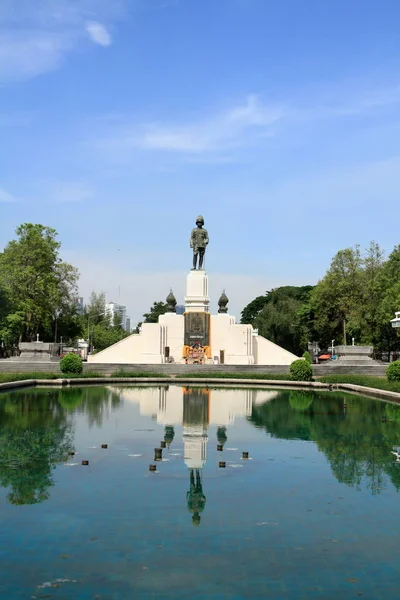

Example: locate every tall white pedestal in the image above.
[184,270,210,313]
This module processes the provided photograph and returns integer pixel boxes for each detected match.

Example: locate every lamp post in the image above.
[390,312,400,362]
[54,309,61,344]
[87,312,106,353]
[331,339,335,358]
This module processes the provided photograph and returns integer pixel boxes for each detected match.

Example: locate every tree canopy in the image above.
[241,241,400,354]
[0,224,79,345]
[241,286,314,355]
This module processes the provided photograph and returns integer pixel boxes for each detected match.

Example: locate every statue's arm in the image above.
[204,231,209,246]
[190,230,194,248]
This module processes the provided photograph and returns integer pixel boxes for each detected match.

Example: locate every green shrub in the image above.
[60,353,83,374]
[387,360,400,382]
[302,351,312,364]
[289,359,313,382]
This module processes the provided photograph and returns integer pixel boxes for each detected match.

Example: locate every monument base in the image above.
[88,270,299,365]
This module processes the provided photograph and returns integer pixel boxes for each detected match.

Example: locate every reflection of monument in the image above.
[182,387,209,469]
[116,385,278,526]
[182,387,209,526]
[88,216,299,366]
[115,386,279,426]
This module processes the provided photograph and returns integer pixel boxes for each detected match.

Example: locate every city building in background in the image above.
[125,317,131,333]
[176,305,185,315]
[106,302,130,331]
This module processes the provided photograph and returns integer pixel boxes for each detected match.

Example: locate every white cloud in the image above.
[0,0,122,82]
[0,188,17,203]
[90,82,400,162]
[86,21,112,47]
[141,95,283,152]
[0,31,74,82]
[94,95,284,155]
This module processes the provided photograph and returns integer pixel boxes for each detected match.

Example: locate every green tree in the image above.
[310,246,363,347]
[250,286,314,355]
[83,291,107,324]
[0,224,79,344]
[240,294,270,324]
[373,245,400,352]
[143,301,168,324]
[360,241,386,345]
[91,323,129,352]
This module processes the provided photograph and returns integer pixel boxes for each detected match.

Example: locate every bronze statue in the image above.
[190,215,209,270]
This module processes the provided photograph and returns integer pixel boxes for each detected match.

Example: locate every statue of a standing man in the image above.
[190,216,209,270]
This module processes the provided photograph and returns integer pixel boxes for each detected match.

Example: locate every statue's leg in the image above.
[199,249,205,269]
[193,251,198,270]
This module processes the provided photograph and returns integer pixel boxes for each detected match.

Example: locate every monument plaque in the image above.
[184,312,210,347]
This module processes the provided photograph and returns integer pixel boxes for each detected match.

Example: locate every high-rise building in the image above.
[125,317,131,333]
[106,302,127,330]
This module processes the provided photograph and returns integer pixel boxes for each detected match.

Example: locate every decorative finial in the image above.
[218,290,229,313]
[166,289,177,313]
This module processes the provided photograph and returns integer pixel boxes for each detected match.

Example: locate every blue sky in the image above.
[1,0,400,323]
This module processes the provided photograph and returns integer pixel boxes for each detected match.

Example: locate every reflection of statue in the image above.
[186,469,206,526]
[190,216,209,270]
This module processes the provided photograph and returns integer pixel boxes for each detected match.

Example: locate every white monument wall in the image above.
[159,313,185,363]
[253,335,298,365]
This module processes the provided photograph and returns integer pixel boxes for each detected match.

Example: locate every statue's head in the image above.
[195,215,204,227]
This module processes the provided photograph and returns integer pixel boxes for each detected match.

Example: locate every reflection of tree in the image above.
[72,387,123,428]
[0,386,124,505]
[186,469,206,526]
[385,403,400,423]
[58,388,85,410]
[289,391,314,411]
[249,391,400,494]
[0,389,73,505]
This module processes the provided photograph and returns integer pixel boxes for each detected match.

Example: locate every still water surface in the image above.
[1,385,400,599]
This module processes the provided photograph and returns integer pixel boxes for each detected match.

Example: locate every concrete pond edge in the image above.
[1,376,400,404]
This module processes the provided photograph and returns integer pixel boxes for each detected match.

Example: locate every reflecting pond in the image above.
[1,385,400,599]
